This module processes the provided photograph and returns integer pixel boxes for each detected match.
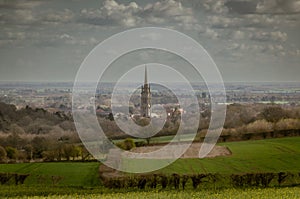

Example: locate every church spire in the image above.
[141,64,151,117]
[144,65,148,85]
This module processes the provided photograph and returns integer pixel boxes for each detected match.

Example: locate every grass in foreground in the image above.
[4,187,300,199]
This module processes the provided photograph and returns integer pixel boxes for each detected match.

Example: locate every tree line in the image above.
[1,101,300,162]
[100,172,300,190]
[0,102,91,162]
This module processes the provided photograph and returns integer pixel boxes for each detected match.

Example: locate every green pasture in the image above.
[0,162,101,187]
[123,137,300,174]
[1,137,300,197]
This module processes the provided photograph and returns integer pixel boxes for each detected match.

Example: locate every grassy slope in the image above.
[124,137,300,174]
[0,162,101,187]
[1,137,300,187]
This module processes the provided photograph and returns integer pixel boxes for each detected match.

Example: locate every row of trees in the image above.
[0,102,91,162]
[223,104,300,129]
[0,173,29,185]
[0,130,92,163]
[99,104,300,139]
[100,172,298,190]
[0,142,91,163]
[101,104,300,145]
[2,101,300,138]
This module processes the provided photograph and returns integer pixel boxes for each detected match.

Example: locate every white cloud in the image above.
[80,0,196,28]
[57,33,99,46]
[288,49,300,56]
[203,0,229,14]
[1,6,74,25]
[206,14,291,30]
[1,30,40,43]
[6,31,26,40]
[59,33,73,40]
[232,30,246,40]
[250,31,288,42]
[206,15,243,29]
[257,0,300,14]
[13,9,36,24]
[145,16,166,24]
[211,0,229,14]
[80,0,141,27]
[227,42,287,57]
[0,0,298,59]
[204,27,219,39]
[44,9,74,23]
[149,0,193,16]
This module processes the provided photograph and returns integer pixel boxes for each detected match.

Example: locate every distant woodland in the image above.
[0,102,82,162]
[0,102,300,163]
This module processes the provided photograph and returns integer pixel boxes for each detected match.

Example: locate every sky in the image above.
[0,0,299,82]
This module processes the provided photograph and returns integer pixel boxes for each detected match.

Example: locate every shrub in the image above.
[116,138,136,151]
[14,174,29,185]
[172,173,180,189]
[160,175,168,189]
[278,172,289,185]
[275,118,300,131]
[181,175,189,190]
[191,174,206,189]
[5,146,18,160]
[246,119,273,133]
[135,141,146,147]
[260,106,287,123]
[0,173,13,185]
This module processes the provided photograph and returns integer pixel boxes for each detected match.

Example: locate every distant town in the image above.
[1,81,299,116]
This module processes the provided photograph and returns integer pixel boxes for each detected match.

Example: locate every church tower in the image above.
[141,65,151,117]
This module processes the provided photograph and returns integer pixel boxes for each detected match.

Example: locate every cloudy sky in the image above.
[0,0,299,82]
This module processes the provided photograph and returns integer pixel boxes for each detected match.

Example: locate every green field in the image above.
[1,137,300,197]
[123,137,300,174]
[0,162,101,187]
